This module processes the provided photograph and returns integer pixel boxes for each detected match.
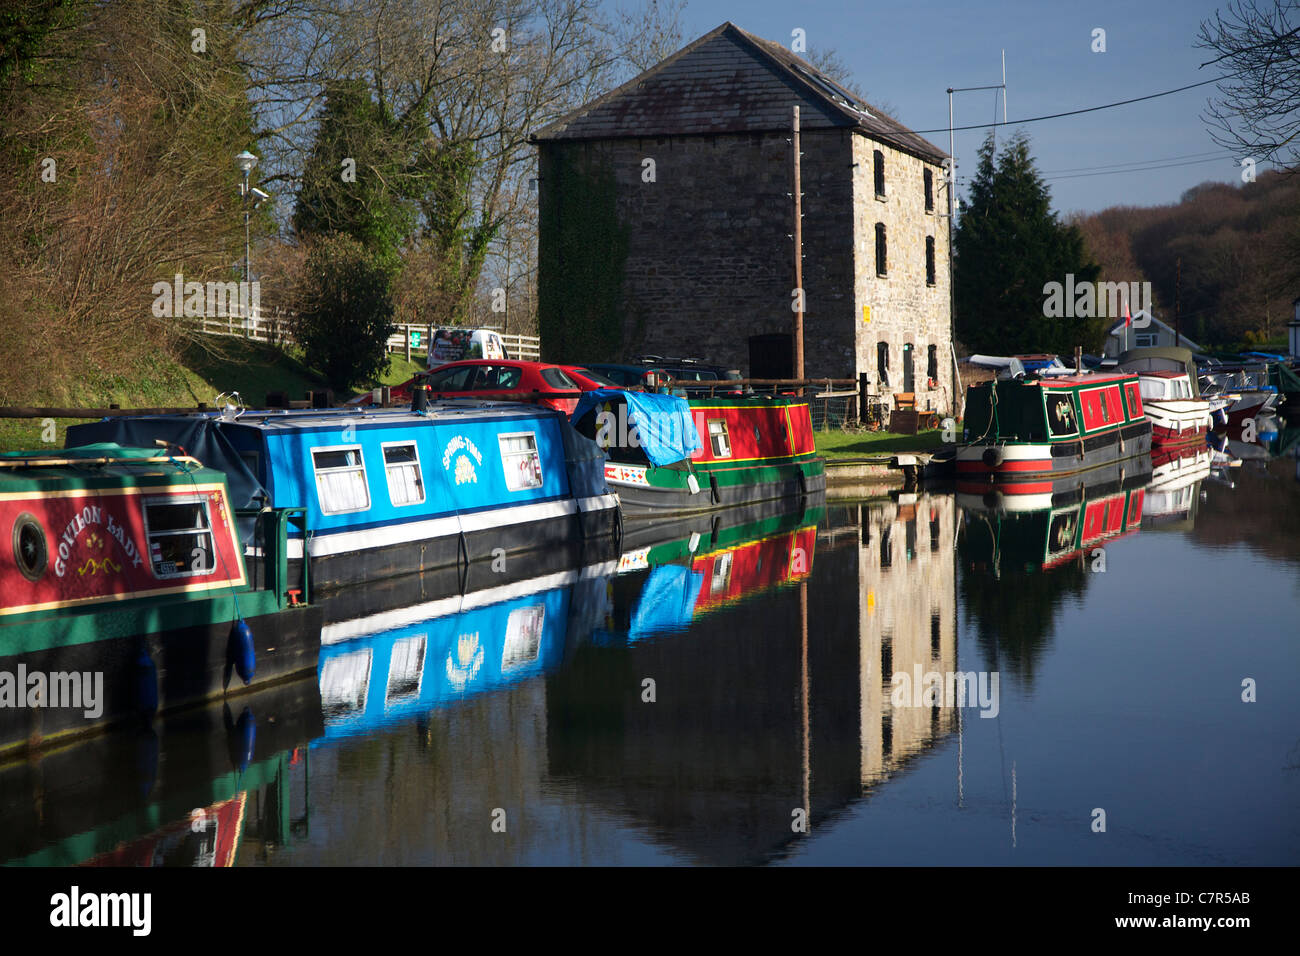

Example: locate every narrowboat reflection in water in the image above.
[958,458,1149,576]
[314,495,827,739]
[597,509,821,643]
[1143,444,1212,530]
[317,576,595,739]
[81,793,247,867]
[0,676,320,866]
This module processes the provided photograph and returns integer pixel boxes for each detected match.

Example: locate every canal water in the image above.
[3,442,1298,866]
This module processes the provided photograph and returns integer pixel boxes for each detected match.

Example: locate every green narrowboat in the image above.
[958,370,1152,484]
[0,444,318,756]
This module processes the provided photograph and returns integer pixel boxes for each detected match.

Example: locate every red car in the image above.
[356,360,613,415]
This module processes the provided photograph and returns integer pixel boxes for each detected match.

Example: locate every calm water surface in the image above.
[4,443,1298,866]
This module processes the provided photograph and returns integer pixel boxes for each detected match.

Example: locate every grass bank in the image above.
[0,337,421,453]
[815,428,953,459]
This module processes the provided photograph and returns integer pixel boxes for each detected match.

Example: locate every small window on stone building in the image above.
[875,222,887,276]
[926,236,936,286]
[928,344,938,383]
[924,168,934,212]
[877,341,890,388]
[874,149,885,199]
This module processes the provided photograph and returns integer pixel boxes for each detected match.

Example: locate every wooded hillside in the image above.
[1071,169,1299,348]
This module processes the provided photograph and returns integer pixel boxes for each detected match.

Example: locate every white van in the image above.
[426,328,508,369]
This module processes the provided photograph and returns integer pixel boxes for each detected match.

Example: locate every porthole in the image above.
[13,513,47,582]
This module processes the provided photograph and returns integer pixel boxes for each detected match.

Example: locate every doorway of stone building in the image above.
[748,333,793,379]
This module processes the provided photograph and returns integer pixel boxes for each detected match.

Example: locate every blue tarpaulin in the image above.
[571,389,701,466]
[66,415,268,542]
[627,564,703,641]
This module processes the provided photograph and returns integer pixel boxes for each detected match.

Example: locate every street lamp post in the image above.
[235,150,258,285]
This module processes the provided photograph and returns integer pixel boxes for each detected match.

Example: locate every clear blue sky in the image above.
[666,0,1248,214]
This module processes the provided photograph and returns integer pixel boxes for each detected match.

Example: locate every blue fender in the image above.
[230,619,256,685]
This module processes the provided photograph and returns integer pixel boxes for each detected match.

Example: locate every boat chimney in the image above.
[412,384,430,412]
[1074,346,1082,374]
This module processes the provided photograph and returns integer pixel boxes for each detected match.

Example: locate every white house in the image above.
[1102,310,1202,357]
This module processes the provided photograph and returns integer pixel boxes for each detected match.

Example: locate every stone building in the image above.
[532,21,954,412]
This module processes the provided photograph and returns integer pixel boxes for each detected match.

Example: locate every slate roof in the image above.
[530,22,947,165]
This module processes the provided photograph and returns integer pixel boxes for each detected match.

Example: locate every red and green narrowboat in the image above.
[957,370,1152,482]
[958,472,1146,575]
[0,444,318,755]
[571,389,826,517]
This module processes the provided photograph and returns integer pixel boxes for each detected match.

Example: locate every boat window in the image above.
[1138,378,1166,400]
[382,442,425,507]
[499,432,544,490]
[312,446,370,515]
[502,606,546,670]
[386,635,426,705]
[710,551,734,595]
[1045,394,1077,436]
[707,419,732,457]
[143,497,215,578]
[320,648,371,718]
[13,513,47,581]
[1126,382,1144,416]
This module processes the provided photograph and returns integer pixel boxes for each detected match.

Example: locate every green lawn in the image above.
[815,428,954,459]
[381,354,424,386]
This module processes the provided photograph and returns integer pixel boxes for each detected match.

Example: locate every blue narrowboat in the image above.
[66,402,618,591]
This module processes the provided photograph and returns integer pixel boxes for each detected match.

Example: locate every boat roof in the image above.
[978,372,1135,388]
[0,443,223,488]
[1040,374,1135,386]
[135,402,562,434]
[1137,370,1184,379]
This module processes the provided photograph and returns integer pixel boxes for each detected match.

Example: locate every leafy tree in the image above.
[292,78,416,267]
[296,234,397,390]
[954,132,1101,355]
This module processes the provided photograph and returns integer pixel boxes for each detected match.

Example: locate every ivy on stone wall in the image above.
[538,148,629,363]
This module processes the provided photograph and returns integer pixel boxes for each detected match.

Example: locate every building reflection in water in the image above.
[856,495,958,789]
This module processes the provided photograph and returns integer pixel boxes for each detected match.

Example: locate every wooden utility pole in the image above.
[792,106,805,380]
[1174,256,1182,348]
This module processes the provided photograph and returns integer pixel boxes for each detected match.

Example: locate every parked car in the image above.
[352,359,592,414]
[583,363,663,388]
[560,365,623,389]
[632,356,745,395]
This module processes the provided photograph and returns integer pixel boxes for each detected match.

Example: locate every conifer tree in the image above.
[954,132,1101,355]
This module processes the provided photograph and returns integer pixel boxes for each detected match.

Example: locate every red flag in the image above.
[1124,298,1132,328]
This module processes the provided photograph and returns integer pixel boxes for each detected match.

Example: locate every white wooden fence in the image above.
[187,307,541,361]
